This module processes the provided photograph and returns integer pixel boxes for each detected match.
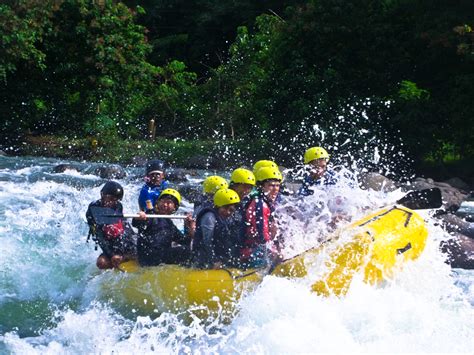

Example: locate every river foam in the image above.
[0,156,473,353]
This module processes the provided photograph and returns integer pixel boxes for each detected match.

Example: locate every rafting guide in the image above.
[138,159,170,212]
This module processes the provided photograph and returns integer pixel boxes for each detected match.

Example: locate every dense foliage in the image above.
[1,0,473,168]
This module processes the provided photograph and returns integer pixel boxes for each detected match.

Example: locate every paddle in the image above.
[90,206,187,225]
[395,187,442,210]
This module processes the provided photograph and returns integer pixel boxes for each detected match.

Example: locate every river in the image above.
[0,155,473,353]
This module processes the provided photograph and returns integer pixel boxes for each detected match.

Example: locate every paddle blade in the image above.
[396,188,442,210]
[89,206,123,225]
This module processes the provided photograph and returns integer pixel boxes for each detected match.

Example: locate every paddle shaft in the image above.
[122,214,187,220]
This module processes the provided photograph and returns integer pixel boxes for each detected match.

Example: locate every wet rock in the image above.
[456,196,474,222]
[53,164,79,173]
[166,168,190,183]
[95,165,126,179]
[437,213,474,238]
[444,177,470,192]
[0,150,6,156]
[359,172,399,192]
[440,233,474,269]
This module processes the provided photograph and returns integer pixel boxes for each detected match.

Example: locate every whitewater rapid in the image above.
[0,155,473,354]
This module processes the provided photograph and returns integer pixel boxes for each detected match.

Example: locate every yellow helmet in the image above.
[159,188,182,207]
[230,168,256,186]
[255,166,283,183]
[252,160,278,175]
[202,176,228,194]
[214,188,241,207]
[304,147,330,164]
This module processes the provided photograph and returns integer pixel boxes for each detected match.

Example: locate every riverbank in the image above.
[3,134,271,169]
[2,134,474,188]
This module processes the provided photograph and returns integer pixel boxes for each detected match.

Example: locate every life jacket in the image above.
[85,200,131,257]
[135,217,188,266]
[298,169,338,196]
[138,180,170,211]
[193,207,239,267]
[241,190,276,261]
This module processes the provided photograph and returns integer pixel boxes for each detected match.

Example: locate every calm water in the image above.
[0,155,473,354]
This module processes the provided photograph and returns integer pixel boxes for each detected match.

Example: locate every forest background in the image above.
[1,0,473,180]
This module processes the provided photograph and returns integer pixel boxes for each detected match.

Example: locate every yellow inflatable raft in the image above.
[100,205,428,316]
[273,205,428,296]
[100,261,265,318]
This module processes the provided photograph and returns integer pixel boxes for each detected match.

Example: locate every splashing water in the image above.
[0,155,473,354]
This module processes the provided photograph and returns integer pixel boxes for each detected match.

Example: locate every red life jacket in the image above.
[102,219,124,240]
[241,194,275,260]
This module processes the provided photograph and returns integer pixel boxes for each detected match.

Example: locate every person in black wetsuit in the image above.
[133,188,195,266]
[86,181,136,269]
[192,188,241,269]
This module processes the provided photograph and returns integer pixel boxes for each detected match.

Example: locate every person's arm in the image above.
[86,202,99,226]
[138,186,148,211]
[132,211,148,232]
[199,212,217,264]
[183,213,196,238]
[172,222,189,246]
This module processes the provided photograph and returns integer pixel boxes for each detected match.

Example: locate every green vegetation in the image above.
[19,134,273,167]
[1,0,473,172]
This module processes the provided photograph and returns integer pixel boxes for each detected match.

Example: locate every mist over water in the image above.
[0,154,473,354]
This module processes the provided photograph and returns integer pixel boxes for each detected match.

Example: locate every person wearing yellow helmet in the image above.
[299,146,337,196]
[252,160,278,176]
[229,168,256,200]
[192,188,242,268]
[133,188,195,266]
[193,175,228,217]
[240,166,283,267]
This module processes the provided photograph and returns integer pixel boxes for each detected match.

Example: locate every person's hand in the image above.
[184,212,196,237]
[137,211,147,220]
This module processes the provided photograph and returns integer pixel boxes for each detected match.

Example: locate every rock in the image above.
[0,150,6,156]
[359,172,398,192]
[166,168,190,183]
[437,213,474,238]
[53,164,79,173]
[440,233,474,269]
[444,177,470,192]
[95,165,126,179]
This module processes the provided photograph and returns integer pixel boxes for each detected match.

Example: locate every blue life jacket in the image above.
[298,169,338,196]
[138,180,170,211]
